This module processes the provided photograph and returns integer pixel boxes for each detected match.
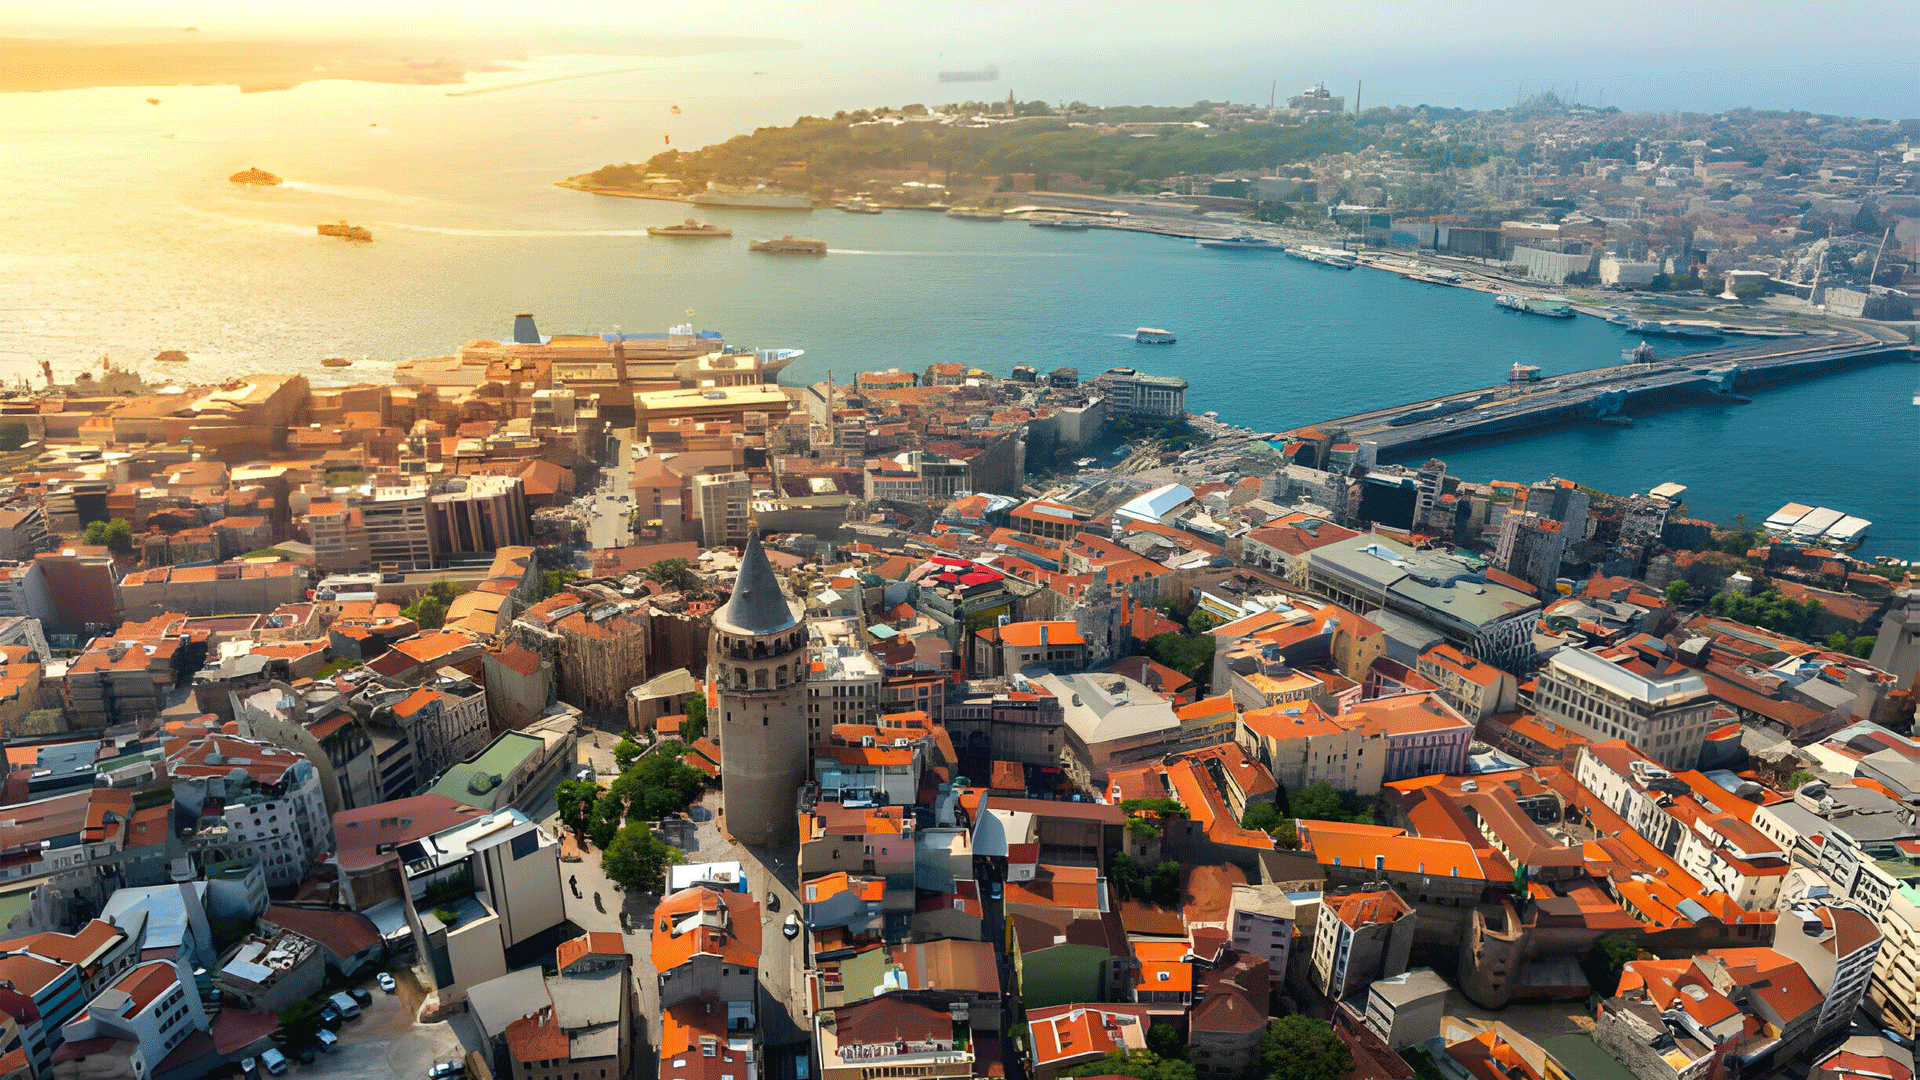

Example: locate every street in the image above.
[585,427,637,550]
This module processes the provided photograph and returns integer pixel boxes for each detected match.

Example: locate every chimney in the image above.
[609,332,629,384]
[512,314,540,345]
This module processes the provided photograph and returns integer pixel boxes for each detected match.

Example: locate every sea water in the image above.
[0,53,1912,557]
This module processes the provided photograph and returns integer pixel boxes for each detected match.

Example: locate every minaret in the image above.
[711,531,808,848]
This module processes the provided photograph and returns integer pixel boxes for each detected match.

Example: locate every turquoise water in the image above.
[0,55,1912,558]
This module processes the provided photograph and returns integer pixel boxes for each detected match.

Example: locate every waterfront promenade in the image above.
[1291,325,1915,459]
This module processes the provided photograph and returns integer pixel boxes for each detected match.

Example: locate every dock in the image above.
[1291,328,1914,459]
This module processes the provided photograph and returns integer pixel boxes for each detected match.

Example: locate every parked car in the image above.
[782,912,801,940]
[989,881,1002,900]
[377,973,397,993]
[428,1063,465,1079]
[316,1029,339,1053]
[319,1007,342,1029]
[240,1057,257,1077]
[260,1049,289,1076]
[349,988,372,1007]
[295,1045,317,1065]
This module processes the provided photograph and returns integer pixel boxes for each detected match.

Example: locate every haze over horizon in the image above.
[2,0,1916,119]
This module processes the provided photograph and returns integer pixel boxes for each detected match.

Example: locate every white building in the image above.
[58,959,209,1078]
[1534,646,1716,770]
[1598,256,1660,287]
[168,733,332,889]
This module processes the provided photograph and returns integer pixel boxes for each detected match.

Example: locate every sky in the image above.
[2,0,1915,117]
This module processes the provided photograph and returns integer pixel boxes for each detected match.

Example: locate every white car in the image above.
[783,912,802,939]
[377,972,396,993]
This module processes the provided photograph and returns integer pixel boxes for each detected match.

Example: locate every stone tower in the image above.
[711,531,808,848]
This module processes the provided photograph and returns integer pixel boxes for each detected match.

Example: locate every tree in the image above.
[1291,782,1345,823]
[587,792,624,849]
[541,569,580,599]
[646,557,703,594]
[1145,860,1182,907]
[1582,935,1640,997]
[1851,636,1877,659]
[1186,609,1220,635]
[614,745,709,822]
[1824,631,1852,652]
[1787,769,1816,788]
[602,822,684,892]
[1271,820,1300,850]
[102,518,133,556]
[555,780,600,837]
[1147,1023,1187,1061]
[1241,802,1283,834]
[1064,1048,1195,1080]
[1126,817,1161,841]
[1260,1016,1351,1080]
[613,737,645,771]
[682,694,709,742]
[402,578,460,630]
[276,999,323,1049]
[1666,580,1689,605]
[1851,204,1880,234]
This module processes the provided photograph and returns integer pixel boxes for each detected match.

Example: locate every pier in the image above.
[1291,328,1914,459]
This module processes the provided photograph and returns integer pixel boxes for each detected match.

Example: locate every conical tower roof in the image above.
[715,530,799,636]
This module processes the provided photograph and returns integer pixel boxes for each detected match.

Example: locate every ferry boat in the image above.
[1029,216,1090,230]
[748,235,827,255]
[946,207,1005,221]
[1630,318,1723,339]
[648,219,732,237]
[317,221,372,242]
[691,187,812,209]
[1135,328,1176,344]
[1197,233,1284,251]
[835,200,882,214]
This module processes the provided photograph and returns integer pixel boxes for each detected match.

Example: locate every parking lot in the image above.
[252,970,479,1080]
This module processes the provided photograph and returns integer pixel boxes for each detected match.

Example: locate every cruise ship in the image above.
[647,219,732,237]
[1197,233,1285,251]
[1286,246,1356,269]
[1630,318,1723,339]
[690,187,813,209]
[748,235,827,255]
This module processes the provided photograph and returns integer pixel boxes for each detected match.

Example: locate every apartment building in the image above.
[1091,368,1188,418]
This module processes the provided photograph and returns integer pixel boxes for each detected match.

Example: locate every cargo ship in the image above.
[1197,233,1285,251]
[690,187,812,209]
[647,219,732,237]
[1135,328,1176,344]
[317,221,372,242]
[748,235,827,255]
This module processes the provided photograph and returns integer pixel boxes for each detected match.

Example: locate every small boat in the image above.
[1202,411,1219,419]
[1029,216,1090,230]
[1072,457,1096,468]
[229,167,281,186]
[946,207,1004,221]
[321,357,352,368]
[1197,233,1284,250]
[648,219,732,238]
[153,350,189,363]
[670,105,681,114]
[749,235,827,255]
[317,221,372,242]
[146,98,160,105]
[1135,328,1176,344]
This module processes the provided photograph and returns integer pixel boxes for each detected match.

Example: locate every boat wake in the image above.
[384,223,653,238]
